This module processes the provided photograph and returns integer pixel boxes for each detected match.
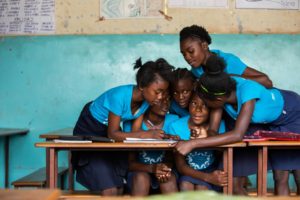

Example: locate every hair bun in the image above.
[203,54,226,76]
[133,57,143,70]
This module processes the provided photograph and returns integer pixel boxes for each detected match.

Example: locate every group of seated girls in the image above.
[72,25,300,197]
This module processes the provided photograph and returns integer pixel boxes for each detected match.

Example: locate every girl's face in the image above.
[150,95,171,117]
[142,76,169,106]
[189,95,209,125]
[180,37,208,68]
[173,79,194,108]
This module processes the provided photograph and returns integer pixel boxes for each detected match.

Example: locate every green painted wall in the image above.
[0,34,299,189]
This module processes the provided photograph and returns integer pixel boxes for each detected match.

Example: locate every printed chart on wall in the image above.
[236,0,299,10]
[0,0,55,35]
[100,0,166,19]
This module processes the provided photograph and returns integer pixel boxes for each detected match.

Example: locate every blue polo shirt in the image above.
[191,49,247,78]
[169,116,225,171]
[224,77,284,123]
[89,84,149,125]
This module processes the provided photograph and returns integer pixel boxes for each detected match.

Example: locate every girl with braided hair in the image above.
[72,57,174,196]
[175,54,300,196]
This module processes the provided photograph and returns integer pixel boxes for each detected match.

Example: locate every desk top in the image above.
[0,128,29,137]
[0,189,60,200]
[35,141,246,150]
[39,128,73,139]
[248,140,300,146]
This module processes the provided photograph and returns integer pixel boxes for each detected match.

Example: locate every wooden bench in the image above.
[12,167,68,189]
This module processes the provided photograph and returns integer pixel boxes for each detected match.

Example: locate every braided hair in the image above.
[134,57,174,88]
[179,25,212,44]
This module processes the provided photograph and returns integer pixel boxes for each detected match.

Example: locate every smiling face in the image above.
[141,75,169,106]
[173,78,194,108]
[180,37,209,69]
[189,94,209,126]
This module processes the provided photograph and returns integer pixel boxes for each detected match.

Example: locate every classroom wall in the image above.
[0,34,300,189]
[56,0,300,34]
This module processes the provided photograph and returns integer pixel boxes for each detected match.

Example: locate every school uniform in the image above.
[226,77,300,175]
[169,116,225,190]
[169,100,190,117]
[73,84,149,191]
[191,49,247,78]
[123,114,179,191]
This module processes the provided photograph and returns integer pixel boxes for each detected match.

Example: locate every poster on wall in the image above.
[168,0,228,8]
[0,0,55,35]
[100,0,166,19]
[236,0,299,10]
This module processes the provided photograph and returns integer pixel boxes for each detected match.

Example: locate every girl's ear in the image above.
[201,42,208,50]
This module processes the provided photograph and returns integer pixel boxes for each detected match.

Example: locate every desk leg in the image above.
[227,147,233,195]
[68,151,74,190]
[4,136,9,188]
[223,148,233,195]
[49,148,58,188]
[46,148,50,187]
[262,147,268,196]
[257,146,268,196]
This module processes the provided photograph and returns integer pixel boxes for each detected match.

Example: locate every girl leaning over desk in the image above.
[72,58,174,196]
[175,55,300,196]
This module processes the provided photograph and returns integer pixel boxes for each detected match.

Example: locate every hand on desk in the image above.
[174,140,193,156]
[143,129,165,139]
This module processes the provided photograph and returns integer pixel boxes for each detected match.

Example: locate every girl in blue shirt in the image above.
[169,68,196,117]
[124,94,179,196]
[179,25,273,88]
[169,93,227,191]
[73,58,174,196]
[175,55,300,196]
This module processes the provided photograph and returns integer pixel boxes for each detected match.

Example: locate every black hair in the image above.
[179,25,212,45]
[133,57,174,88]
[196,55,236,100]
[171,68,196,90]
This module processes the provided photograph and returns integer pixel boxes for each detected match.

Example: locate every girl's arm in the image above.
[175,152,227,186]
[241,67,273,88]
[175,99,255,155]
[207,108,223,136]
[107,112,164,141]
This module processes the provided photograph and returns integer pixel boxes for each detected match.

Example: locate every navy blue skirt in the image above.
[268,89,300,170]
[73,102,128,191]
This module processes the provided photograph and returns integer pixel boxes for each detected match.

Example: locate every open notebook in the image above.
[53,135,115,143]
[243,130,300,141]
[124,137,178,144]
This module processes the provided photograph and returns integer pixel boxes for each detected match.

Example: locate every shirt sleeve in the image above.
[224,53,247,75]
[103,89,124,116]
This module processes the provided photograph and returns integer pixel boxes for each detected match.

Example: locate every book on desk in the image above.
[124,137,178,144]
[243,130,300,142]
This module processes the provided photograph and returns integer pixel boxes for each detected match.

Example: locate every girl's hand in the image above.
[155,171,171,183]
[174,141,193,155]
[163,134,180,140]
[143,129,164,139]
[207,170,228,187]
[154,163,172,183]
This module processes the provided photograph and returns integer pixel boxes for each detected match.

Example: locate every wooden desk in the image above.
[35,141,246,195]
[0,128,29,188]
[39,128,74,189]
[0,189,60,200]
[248,141,300,196]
